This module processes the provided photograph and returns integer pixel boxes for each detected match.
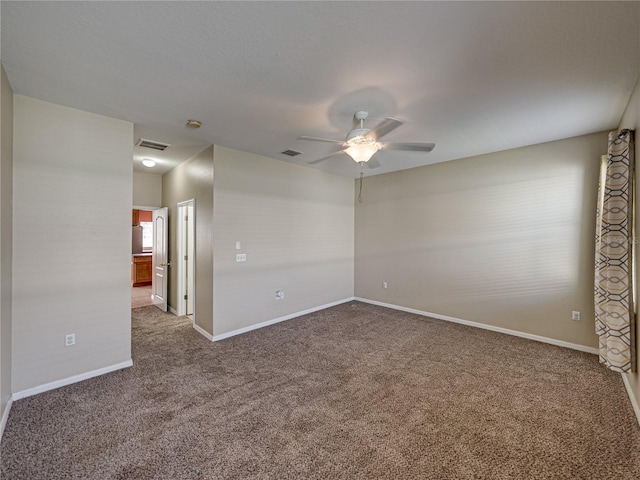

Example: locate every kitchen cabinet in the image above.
[132,209,140,226]
[131,254,152,286]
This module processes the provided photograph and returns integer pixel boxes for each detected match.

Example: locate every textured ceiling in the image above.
[2,1,639,178]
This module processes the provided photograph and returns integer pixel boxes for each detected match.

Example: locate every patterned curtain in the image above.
[595,129,635,373]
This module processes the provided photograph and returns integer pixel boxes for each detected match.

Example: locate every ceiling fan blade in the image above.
[365,117,403,141]
[298,135,345,145]
[307,149,347,165]
[366,157,381,169]
[382,142,436,152]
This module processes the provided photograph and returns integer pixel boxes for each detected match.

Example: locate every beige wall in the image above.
[620,76,640,417]
[12,96,133,393]
[0,66,14,432]
[355,131,608,348]
[162,146,214,334]
[133,171,162,208]
[212,146,354,336]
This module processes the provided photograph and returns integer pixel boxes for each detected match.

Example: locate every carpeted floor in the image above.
[2,302,639,479]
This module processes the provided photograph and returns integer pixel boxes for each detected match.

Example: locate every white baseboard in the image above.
[0,395,13,441]
[192,322,214,341]
[621,373,640,426]
[354,297,599,355]
[212,297,356,342]
[12,360,133,401]
[168,306,178,316]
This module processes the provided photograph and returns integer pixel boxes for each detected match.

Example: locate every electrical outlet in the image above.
[65,334,76,346]
[571,311,581,321]
[236,253,247,262]
[382,282,388,289]
[275,290,285,300]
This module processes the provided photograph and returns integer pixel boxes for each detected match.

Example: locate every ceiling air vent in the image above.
[135,138,171,151]
[281,149,302,157]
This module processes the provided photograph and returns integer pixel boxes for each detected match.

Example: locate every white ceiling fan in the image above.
[298,110,435,168]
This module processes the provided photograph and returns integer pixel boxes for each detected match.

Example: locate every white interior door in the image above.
[176,200,195,317]
[152,207,169,312]
[186,203,195,315]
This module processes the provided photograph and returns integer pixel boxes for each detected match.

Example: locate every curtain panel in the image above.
[595,129,635,373]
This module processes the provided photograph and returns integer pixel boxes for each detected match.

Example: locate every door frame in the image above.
[176,199,196,320]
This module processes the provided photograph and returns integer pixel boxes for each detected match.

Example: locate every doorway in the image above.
[131,208,155,308]
[176,200,195,319]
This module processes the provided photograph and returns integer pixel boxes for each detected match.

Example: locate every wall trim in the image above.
[168,306,178,316]
[0,396,13,441]
[354,297,599,355]
[212,297,356,342]
[192,322,214,341]
[12,360,133,401]
[622,373,640,426]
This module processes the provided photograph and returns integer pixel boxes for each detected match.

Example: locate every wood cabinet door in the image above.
[132,256,152,286]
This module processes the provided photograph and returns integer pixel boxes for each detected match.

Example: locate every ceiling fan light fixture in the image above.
[299,110,435,167]
[345,143,379,163]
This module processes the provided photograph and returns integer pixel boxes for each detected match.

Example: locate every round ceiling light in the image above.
[186,119,202,128]
[142,159,156,168]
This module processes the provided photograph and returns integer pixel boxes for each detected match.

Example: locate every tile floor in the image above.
[131,285,153,308]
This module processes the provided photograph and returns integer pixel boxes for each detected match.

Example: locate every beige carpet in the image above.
[2,302,639,479]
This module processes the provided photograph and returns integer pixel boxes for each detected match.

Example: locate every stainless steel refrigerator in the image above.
[132,225,143,254]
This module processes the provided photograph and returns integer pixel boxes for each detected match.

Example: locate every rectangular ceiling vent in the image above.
[281,149,302,157]
[135,138,171,151]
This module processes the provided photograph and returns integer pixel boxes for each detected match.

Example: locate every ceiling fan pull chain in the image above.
[358,167,364,203]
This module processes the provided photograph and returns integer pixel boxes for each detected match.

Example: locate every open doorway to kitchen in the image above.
[131,208,155,308]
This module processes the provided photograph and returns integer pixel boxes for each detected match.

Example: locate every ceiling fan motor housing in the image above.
[346,128,373,144]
